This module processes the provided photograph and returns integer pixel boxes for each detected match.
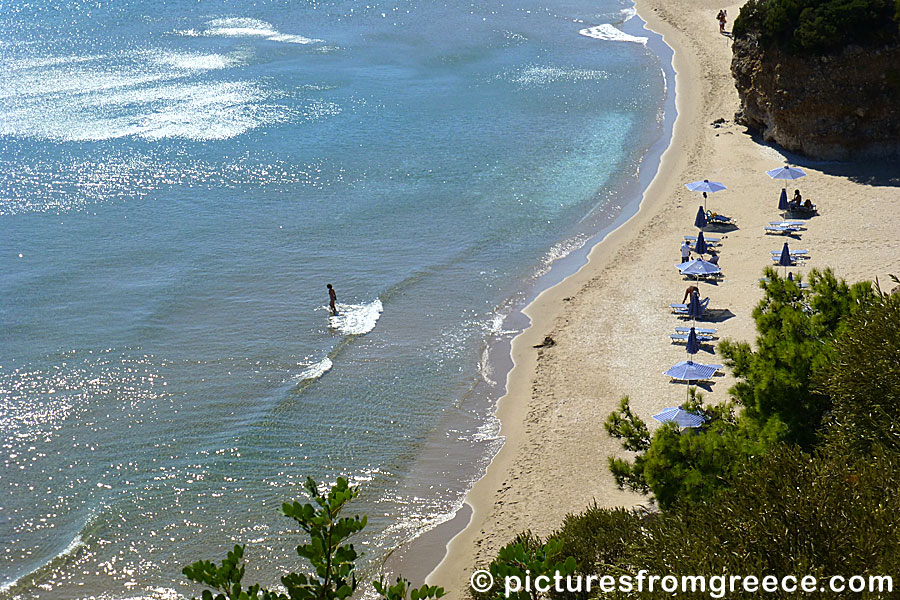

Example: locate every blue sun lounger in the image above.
[670,333,715,344]
[759,277,810,289]
[684,235,721,244]
[764,225,802,235]
[674,326,717,335]
[670,297,710,315]
[769,221,806,228]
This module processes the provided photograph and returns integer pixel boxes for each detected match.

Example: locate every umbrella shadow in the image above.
[699,308,735,323]
[703,223,738,233]
[671,380,715,392]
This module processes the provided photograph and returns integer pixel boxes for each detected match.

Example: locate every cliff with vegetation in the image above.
[730,0,900,160]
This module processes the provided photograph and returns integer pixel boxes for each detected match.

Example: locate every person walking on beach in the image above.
[327,283,338,315]
[717,9,727,33]
[681,240,692,264]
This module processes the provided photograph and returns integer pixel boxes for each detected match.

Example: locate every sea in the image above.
[0,0,672,597]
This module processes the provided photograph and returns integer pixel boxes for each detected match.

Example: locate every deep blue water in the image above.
[0,0,667,597]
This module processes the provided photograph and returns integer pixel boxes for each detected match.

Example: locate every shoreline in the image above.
[385,6,679,587]
[421,1,699,592]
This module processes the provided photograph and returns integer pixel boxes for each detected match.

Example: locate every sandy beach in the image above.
[426,0,900,594]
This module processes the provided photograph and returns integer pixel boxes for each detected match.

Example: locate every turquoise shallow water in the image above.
[0,0,669,597]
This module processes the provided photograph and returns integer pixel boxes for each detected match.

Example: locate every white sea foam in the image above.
[328,299,383,335]
[579,24,648,44]
[297,357,333,381]
[204,18,322,44]
[619,6,638,22]
[0,533,85,593]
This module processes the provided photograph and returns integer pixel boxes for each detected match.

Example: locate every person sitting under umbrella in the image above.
[789,189,802,210]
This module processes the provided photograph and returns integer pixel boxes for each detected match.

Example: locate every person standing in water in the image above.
[327,283,338,315]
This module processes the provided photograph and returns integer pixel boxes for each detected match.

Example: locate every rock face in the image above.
[731,35,900,160]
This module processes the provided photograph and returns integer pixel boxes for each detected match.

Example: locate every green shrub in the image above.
[471,533,577,600]
[733,0,900,54]
[821,286,900,455]
[606,391,776,508]
[719,268,873,448]
[628,445,900,596]
[551,505,645,597]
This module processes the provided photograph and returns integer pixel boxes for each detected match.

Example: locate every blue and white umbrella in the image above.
[677,258,721,278]
[686,179,727,193]
[664,360,718,382]
[652,407,706,428]
[766,166,806,181]
[686,179,726,210]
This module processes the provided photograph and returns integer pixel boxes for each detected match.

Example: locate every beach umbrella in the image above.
[778,242,792,267]
[664,360,718,382]
[687,292,704,321]
[677,258,721,278]
[686,326,700,355]
[694,205,707,229]
[766,166,807,181]
[652,407,706,428]
[768,166,806,214]
[694,231,708,255]
[778,188,789,212]
[686,179,727,193]
[778,241,793,279]
[686,179,726,210]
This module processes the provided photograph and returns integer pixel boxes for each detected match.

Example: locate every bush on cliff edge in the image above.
[733,0,900,54]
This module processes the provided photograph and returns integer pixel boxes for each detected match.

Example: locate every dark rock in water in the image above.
[731,35,900,160]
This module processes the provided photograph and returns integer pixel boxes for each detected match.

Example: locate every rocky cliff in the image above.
[731,35,900,160]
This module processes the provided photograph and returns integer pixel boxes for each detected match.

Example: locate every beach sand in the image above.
[426,0,900,595]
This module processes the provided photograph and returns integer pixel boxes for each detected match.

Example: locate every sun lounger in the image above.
[705,212,734,225]
[759,277,810,289]
[764,225,802,235]
[670,297,711,315]
[786,204,817,217]
[684,235,721,243]
[769,221,805,228]
[674,327,717,335]
[769,249,809,256]
[670,333,715,344]
[771,255,809,263]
